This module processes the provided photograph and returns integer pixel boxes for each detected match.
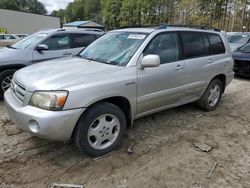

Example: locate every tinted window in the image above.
[0,35,3,39]
[207,33,225,54]
[180,32,205,58]
[72,34,96,48]
[4,35,15,39]
[144,32,180,64]
[43,34,70,50]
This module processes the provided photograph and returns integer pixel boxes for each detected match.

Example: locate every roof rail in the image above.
[119,25,156,29]
[157,24,221,32]
[39,28,65,32]
[119,24,220,32]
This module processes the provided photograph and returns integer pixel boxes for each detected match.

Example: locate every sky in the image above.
[39,0,74,13]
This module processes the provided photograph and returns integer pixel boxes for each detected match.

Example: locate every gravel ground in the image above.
[0,77,250,188]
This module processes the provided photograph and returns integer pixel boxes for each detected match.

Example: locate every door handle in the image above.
[208,58,214,63]
[175,64,184,70]
[62,52,72,56]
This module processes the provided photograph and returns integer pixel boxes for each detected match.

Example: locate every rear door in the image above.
[179,31,215,100]
[32,33,73,63]
[137,32,186,116]
[71,33,97,55]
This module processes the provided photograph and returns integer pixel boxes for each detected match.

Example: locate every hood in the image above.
[229,43,245,51]
[233,51,250,61]
[0,47,18,59]
[0,47,29,62]
[14,57,123,91]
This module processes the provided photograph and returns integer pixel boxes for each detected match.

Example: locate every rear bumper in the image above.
[226,71,235,86]
[4,89,85,141]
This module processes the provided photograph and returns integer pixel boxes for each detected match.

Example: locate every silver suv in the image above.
[4,26,234,156]
[0,28,104,98]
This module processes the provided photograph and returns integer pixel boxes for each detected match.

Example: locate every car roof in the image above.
[37,28,105,35]
[113,26,221,35]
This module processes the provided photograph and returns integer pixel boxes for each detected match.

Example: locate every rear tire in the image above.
[198,78,223,111]
[0,69,16,98]
[74,102,126,157]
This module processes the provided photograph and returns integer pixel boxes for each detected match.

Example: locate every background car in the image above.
[0,28,104,97]
[227,32,250,51]
[14,34,28,39]
[232,43,250,76]
[0,34,20,47]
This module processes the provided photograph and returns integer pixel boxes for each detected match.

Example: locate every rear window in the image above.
[206,33,225,55]
[180,32,205,58]
[72,34,96,48]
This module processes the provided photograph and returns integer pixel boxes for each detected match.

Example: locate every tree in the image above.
[103,0,122,29]
[0,0,47,15]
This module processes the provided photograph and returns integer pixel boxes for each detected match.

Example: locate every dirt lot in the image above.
[1,77,250,188]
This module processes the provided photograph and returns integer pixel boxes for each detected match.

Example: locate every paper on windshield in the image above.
[127,34,146,40]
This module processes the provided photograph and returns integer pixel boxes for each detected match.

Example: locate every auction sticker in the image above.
[127,34,146,40]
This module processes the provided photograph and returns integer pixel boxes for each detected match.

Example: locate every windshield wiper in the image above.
[6,45,15,49]
[84,57,117,65]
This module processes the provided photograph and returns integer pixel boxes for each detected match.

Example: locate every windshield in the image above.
[79,32,148,66]
[227,34,249,44]
[11,33,48,49]
[239,43,250,52]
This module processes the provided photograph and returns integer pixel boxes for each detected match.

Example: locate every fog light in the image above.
[28,120,40,133]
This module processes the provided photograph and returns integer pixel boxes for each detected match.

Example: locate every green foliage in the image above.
[0,0,47,15]
[2,0,249,31]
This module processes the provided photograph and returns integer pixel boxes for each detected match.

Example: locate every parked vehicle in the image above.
[14,34,28,39]
[0,28,104,97]
[0,34,20,47]
[227,33,250,51]
[232,43,250,76]
[4,26,234,157]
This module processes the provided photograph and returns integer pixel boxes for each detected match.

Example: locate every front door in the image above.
[32,34,73,63]
[136,32,186,116]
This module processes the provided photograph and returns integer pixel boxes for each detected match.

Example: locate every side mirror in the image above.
[141,54,160,68]
[35,44,48,51]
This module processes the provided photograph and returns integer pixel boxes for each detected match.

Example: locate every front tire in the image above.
[198,78,223,111]
[0,69,16,98]
[74,102,126,157]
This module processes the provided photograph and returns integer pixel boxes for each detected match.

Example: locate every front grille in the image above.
[10,80,26,103]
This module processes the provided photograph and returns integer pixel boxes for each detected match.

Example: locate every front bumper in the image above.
[233,60,250,76]
[4,89,85,141]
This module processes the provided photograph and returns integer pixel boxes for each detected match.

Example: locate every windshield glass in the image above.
[79,32,148,66]
[11,33,48,49]
[227,34,249,44]
[239,43,250,52]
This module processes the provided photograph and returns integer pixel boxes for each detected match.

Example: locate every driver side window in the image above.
[43,34,70,50]
[144,32,180,64]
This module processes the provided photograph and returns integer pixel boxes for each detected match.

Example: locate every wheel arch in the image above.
[0,64,26,73]
[211,74,226,93]
[71,96,133,139]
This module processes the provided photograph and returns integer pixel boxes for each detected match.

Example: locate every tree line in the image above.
[51,0,250,32]
[0,0,47,15]
[1,0,250,32]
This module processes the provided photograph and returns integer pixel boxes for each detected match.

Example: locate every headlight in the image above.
[29,91,68,111]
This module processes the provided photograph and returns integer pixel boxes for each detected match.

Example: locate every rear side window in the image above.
[180,32,205,58]
[206,33,225,55]
[72,34,96,48]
